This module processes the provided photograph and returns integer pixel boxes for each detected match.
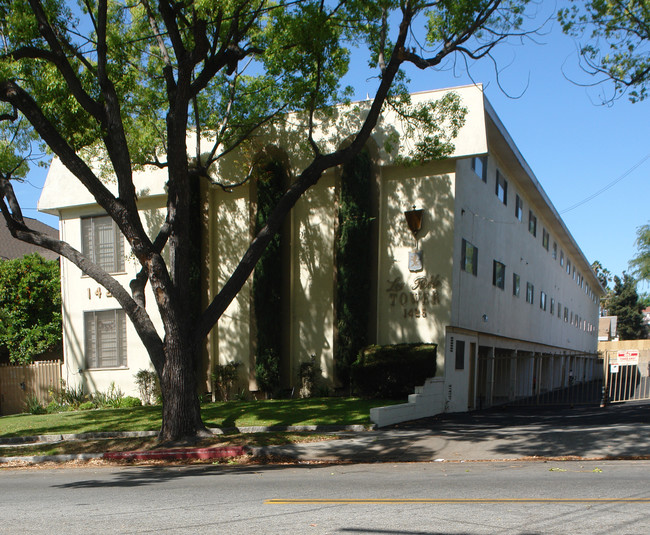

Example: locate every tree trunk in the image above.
[158,337,207,442]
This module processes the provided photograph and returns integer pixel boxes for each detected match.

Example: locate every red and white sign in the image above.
[616,350,639,366]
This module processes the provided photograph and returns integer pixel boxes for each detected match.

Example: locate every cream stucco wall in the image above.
[58,198,167,398]
[450,151,600,353]
[375,161,456,377]
[289,172,337,385]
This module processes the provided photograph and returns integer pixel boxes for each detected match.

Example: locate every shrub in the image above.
[0,254,62,364]
[297,355,321,398]
[134,369,161,405]
[120,396,142,408]
[25,394,46,415]
[351,343,437,399]
[211,361,241,401]
[92,382,124,408]
[79,401,95,411]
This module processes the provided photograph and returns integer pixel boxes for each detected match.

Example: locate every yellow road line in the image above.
[265,498,650,505]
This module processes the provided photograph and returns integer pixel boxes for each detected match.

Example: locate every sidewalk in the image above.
[258,402,650,462]
[2,403,649,465]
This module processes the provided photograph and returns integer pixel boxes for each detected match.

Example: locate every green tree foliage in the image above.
[591,259,614,311]
[0,0,540,440]
[608,273,647,340]
[335,148,373,389]
[629,222,650,283]
[0,253,61,363]
[559,0,650,102]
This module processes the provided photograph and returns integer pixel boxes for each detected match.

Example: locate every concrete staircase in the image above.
[370,377,445,427]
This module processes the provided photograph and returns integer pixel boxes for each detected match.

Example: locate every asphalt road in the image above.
[1,460,648,534]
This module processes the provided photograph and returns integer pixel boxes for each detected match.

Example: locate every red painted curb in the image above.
[103,446,249,461]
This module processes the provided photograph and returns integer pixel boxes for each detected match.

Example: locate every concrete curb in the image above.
[103,445,249,462]
[1,446,251,465]
[0,453,104,464]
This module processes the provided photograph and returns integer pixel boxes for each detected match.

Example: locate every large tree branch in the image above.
[194,0,415,345]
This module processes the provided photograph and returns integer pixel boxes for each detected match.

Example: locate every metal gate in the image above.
[475,348,603,409]
[603,348,650,404]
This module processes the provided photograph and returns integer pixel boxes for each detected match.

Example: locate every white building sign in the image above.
[615,350,639,366]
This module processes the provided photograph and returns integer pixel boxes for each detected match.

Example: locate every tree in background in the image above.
[1,0,542,441]
[608,273,647,340]
[559,0,650,102]
[591,259,614,313]
[630,222,650,282]
[0,253,61,363]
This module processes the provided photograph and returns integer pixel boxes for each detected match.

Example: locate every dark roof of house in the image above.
[0,217,59,261]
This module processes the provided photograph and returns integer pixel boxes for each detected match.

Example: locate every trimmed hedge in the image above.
[253,158,287,394]
[335,148,373,387]
[351,343,437,399]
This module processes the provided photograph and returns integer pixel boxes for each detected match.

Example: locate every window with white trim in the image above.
[540,291,547,311]
[493,260,505,290]
[495,171,508,205]
[461,239,478,276]
[84,310,127,369]
[528,210,537,237]
[515,194,523,221]
[513,273,520,297]
[542,228,549,251]
[526,282,534,304]
[471,156,487,182]
[81,216,125,273]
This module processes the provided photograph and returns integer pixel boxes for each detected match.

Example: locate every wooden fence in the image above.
[0,361,62,416]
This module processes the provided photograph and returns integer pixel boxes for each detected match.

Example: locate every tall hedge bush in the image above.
[335,148,373,388]
[351,343,438,399]
[253,158,286,394]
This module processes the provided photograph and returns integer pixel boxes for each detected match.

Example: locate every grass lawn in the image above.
[0,397,395,439]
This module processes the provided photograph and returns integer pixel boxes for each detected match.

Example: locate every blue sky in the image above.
[11,5,649,286]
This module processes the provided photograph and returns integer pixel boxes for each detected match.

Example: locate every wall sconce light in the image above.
[482,314,488,322]
[404,206,424,272]
[404,206,423,239]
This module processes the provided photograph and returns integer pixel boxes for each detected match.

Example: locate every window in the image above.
[515,194,523,221]
[461,239,478,276]
[455,340,465,370]
[542,229,549,251]
[560,250,564,267]
[513,273,520,297]
[84,310,127,369]
[471,156,487,182]
[493,260,505,289]
[564,307,569,322]
[552,242,557,260]
[526,282,534,304]
[550,298,555,315]
[567,259,571,275]
[528,210,537,237]
[540,291,547,311]
[495,171,508,205]
[557,302,562,318]
[82,216,125,273]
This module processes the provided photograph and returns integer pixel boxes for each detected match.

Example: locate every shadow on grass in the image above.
[0,398,396,438]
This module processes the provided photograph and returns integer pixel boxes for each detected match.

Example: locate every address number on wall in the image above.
[88,287,113,300]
